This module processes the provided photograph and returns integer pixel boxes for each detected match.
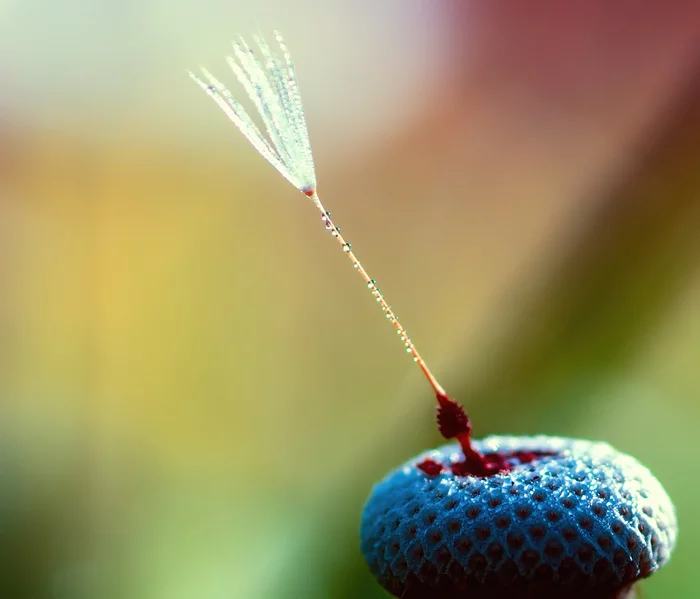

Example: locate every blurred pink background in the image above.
[1,2,699,597]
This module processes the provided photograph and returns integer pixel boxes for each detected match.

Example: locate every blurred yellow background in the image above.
[1,2,699,598]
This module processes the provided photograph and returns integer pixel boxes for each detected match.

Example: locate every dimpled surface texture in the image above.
[361,436,677,598]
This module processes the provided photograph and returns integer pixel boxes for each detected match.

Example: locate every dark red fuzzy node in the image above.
[434,394,551,477]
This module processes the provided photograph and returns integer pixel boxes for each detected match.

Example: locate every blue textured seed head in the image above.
[361,436,677,598]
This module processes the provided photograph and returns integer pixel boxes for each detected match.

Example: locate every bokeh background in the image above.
[1,1,699,597]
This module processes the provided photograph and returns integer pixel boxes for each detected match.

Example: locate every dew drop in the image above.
[368,280,376,289]
[343,244,351,253]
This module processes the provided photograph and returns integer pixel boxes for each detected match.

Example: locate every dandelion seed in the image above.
[189,31,475,458]
[188,31,316,195]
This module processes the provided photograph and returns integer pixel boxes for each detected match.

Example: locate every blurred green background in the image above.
[1,2,699,598]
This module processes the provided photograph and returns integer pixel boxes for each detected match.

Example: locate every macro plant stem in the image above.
[306,190,447,399]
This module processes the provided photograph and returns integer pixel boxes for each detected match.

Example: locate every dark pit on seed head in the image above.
[562,528,578,542]
[577,544,595,563]
[436,547,451,565]
[495,515,511,529]
[507,532,525,549]
[466,507,480,519]
[516,506,531,519]
[468,553,487,576]
[545,540,564,559]
[410,545,424,560]
[487,542,505,560]
[579,517,593,531]
[456,537,473,553]
[598,535,612,550]
[613,549,628,568]
[447,519,461,533]
[428,530,443,544]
